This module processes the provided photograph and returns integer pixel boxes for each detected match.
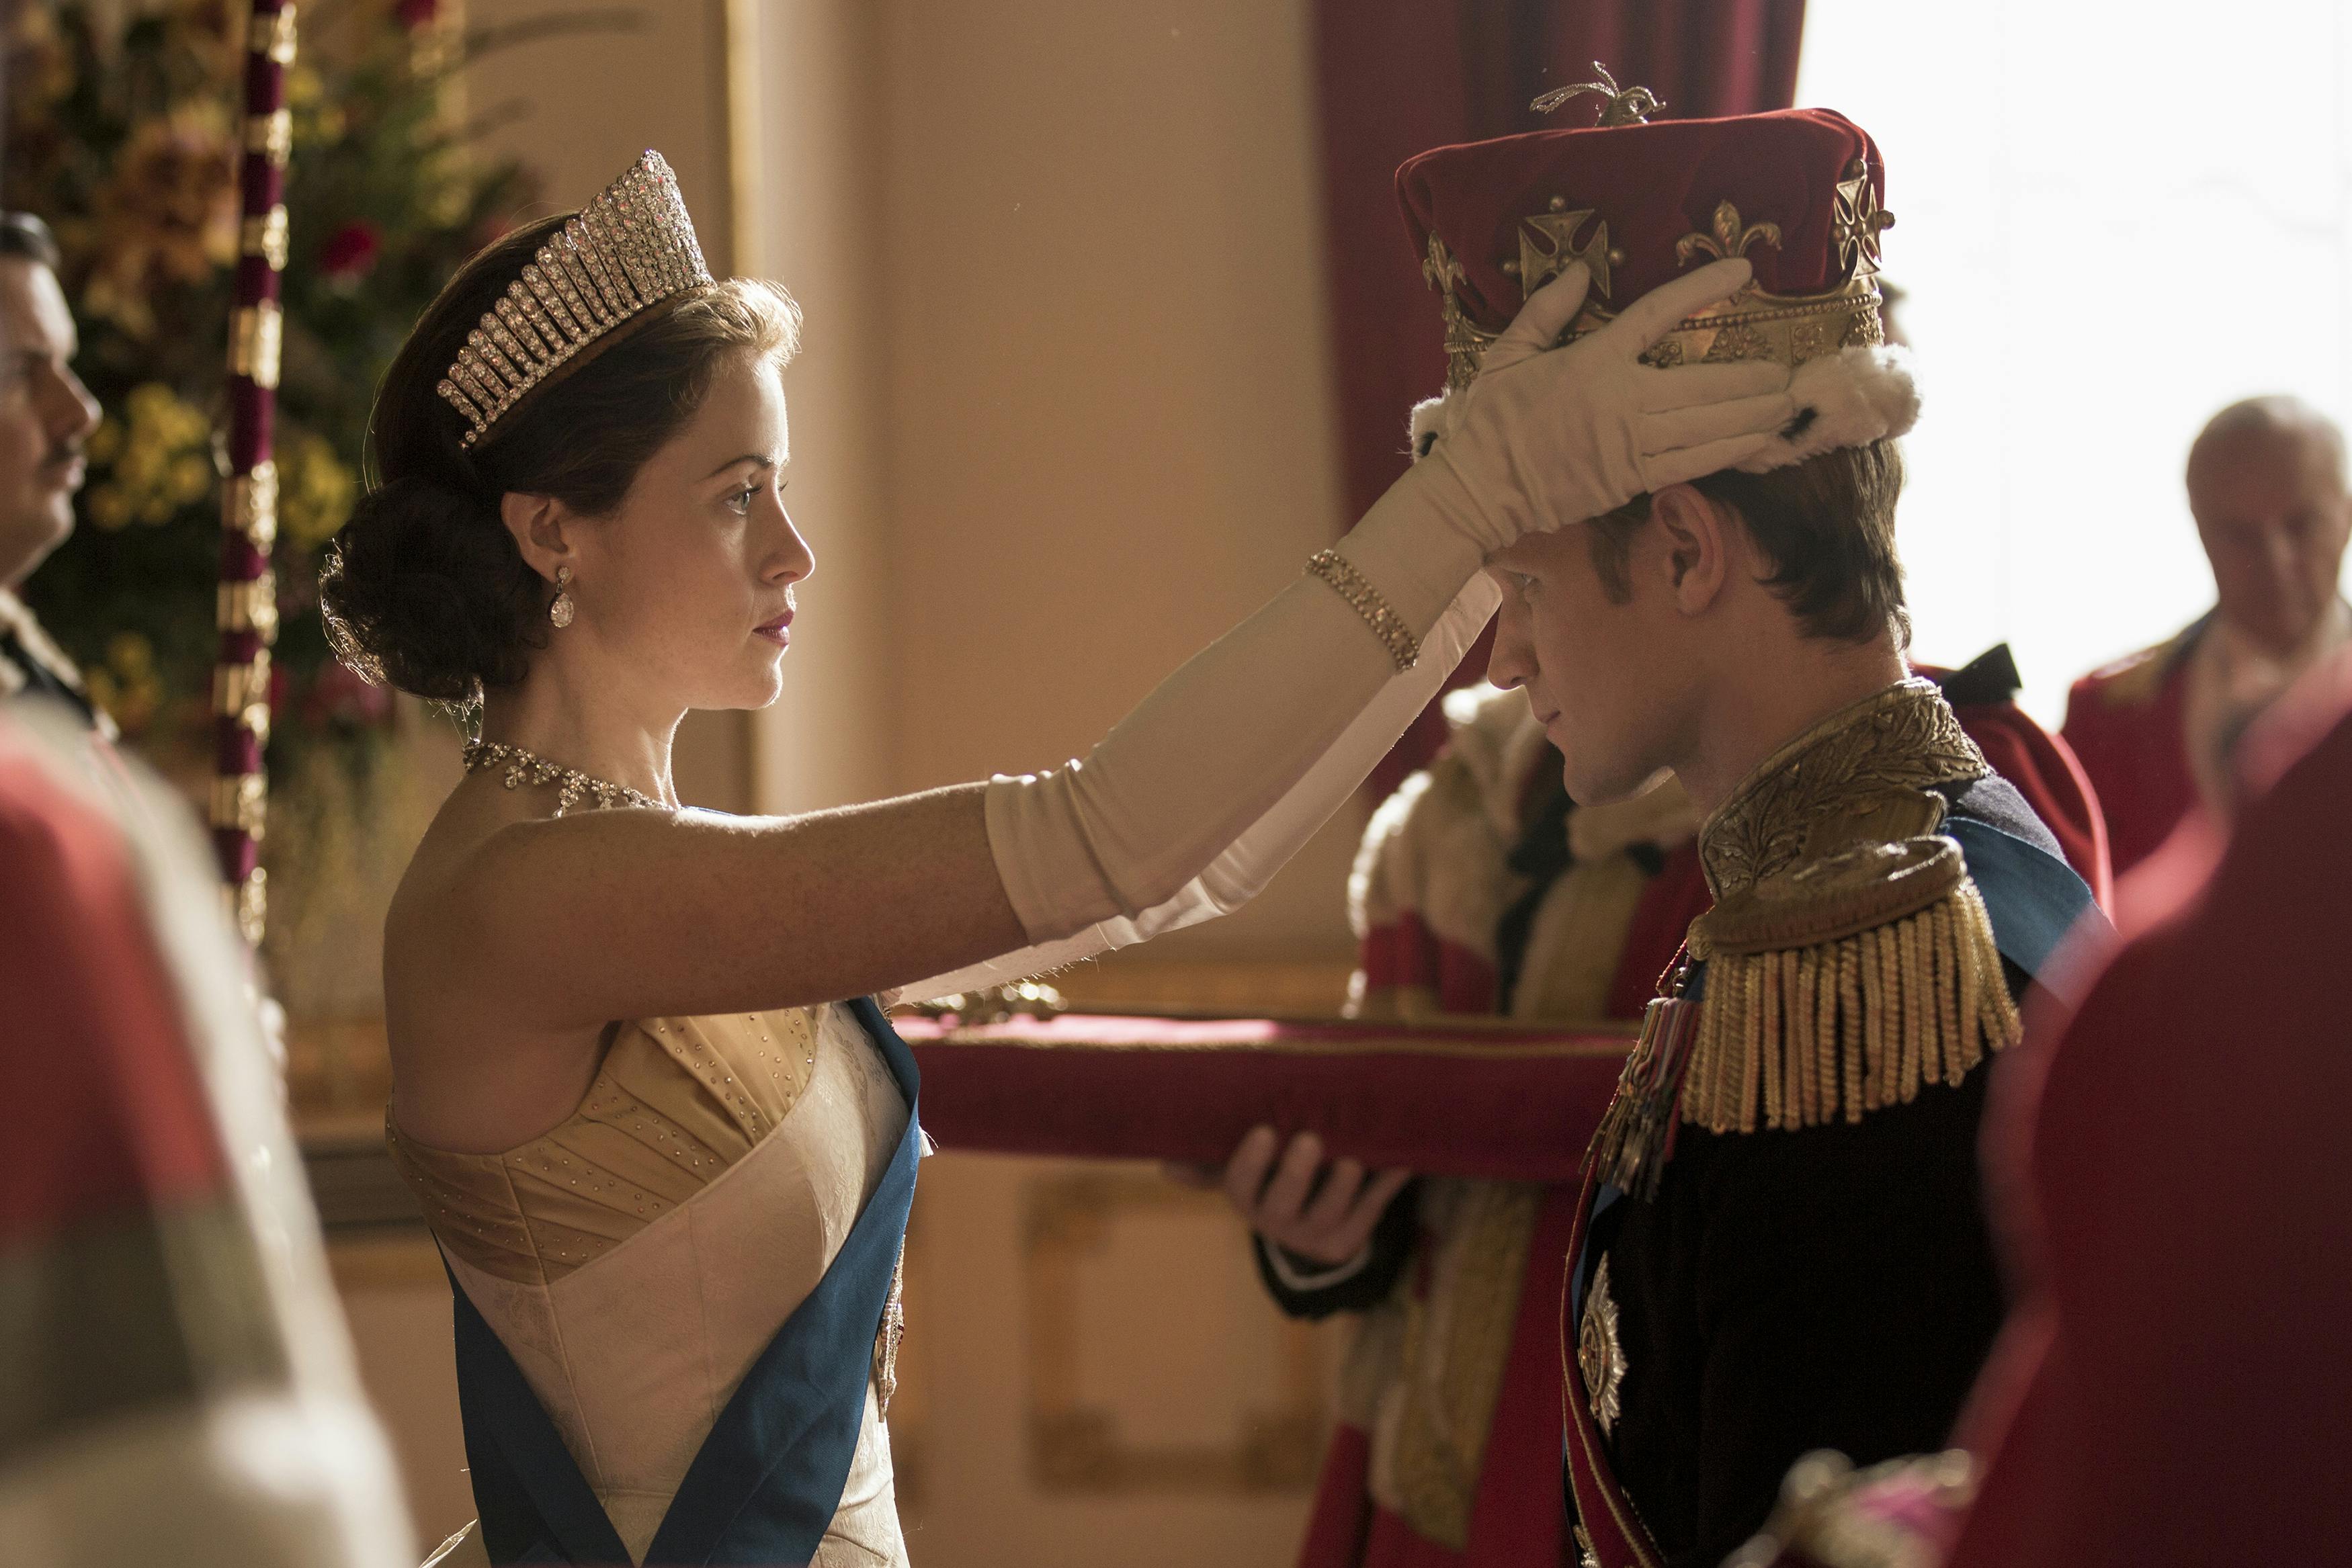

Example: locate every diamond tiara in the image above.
[436,150,714,449]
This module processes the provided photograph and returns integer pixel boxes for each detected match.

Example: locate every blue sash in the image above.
[1943,816,2104,980]
[447,997,922,1567]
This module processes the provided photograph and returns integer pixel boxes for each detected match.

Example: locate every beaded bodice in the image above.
[395,1004,915,1565]
[388,1006,823,1284]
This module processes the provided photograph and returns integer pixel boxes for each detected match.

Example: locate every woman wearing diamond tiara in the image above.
[323,150,1788,1566]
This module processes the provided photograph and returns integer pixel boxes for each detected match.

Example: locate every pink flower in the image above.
[396,0,442,27]
[300,660,394,729]
[319,220,382,282]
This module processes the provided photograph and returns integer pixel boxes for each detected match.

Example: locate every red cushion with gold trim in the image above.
[898,1012,1629,1183]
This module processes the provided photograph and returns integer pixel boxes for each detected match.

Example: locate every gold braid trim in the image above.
[1680,873,2016,1134]
[1699,679,1985,902]
[1671,681,2023,1138]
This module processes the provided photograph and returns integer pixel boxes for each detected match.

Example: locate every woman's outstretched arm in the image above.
[415,782,1021,1031]
[401,260,1788,1039]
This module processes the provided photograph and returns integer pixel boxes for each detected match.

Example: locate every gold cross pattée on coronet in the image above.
[1509,195,1623,303]
[1831,157,1896,278]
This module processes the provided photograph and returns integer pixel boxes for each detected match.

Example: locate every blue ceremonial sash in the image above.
[1944,815,2105,979]
[448,996,922,1567]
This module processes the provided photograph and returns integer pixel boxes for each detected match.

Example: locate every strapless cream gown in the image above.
[389,1003,912,1566]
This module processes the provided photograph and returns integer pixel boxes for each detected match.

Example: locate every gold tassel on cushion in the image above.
[1680,838,2019,1135]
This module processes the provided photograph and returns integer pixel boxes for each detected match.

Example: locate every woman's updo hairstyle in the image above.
[319,212,800,703]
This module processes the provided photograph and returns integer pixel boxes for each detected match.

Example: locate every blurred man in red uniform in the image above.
[0,705,413,1565]
[2061,396,2350,877]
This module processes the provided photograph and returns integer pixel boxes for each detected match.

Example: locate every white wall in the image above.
[739,0,1364,960]
[1798,0,2352,721]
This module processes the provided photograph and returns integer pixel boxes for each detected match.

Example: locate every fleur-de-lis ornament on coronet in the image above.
[1675,200,1782,266]
[1423,233,1490,393]
[1530,62,1662,126]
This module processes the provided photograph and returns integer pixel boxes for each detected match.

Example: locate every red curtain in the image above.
[1315,1,1807,793]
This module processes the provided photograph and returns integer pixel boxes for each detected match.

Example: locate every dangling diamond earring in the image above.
[550,564,576,629]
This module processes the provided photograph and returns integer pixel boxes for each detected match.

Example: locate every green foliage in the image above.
[3,0,545,764]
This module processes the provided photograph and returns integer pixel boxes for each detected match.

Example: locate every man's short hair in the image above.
[1583,440,1910,646]
[0,213,62,272]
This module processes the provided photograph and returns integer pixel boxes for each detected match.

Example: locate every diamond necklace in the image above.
[461,739,665,816]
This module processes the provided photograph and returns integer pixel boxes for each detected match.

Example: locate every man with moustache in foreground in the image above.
[0,212,106,730]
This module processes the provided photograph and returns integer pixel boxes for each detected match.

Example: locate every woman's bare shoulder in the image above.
[380,783,618,1143]
[384,779,561,1012]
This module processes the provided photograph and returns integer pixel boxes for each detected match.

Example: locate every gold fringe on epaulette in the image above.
[1680,882,2019,1135]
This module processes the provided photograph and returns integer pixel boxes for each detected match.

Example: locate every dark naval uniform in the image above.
[1561,680,2098,1568]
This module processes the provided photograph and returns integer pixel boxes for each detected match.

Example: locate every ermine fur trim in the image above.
[1408,394,1454,463]
[1734,344,1920,473]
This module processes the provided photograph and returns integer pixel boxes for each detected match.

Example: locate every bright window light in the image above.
[1796,1,2352,720]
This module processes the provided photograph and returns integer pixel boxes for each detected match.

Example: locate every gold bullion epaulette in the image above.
[1675,680,2021,1135]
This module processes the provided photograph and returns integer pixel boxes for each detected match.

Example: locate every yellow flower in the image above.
[170,452,215,508]
[425,175,470,229]
[285,64,326,111]
[82,107,240,338]
[278,430,359,553]
[128,382,212,448]
[86,486,134,533]
[90,383,214,528]
[85,419,124,465]
[106,632,155,678]
[88,633,164,735]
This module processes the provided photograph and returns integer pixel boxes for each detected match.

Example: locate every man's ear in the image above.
[1648,484,1733,617]
[500,491,572,585]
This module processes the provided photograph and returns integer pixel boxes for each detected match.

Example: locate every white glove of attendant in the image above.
[921,261,1793,981]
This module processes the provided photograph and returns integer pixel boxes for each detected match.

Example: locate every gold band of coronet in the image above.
[1428,230,1887,393]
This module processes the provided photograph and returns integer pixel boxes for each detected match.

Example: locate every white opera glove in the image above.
[1312,258,1798,652]
[920,264,1792,983]
[1413,256,1794,544]
[906,576,1499,999]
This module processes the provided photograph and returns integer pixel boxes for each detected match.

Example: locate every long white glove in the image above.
[915,259,1792,992]
[905,577,1500,1000]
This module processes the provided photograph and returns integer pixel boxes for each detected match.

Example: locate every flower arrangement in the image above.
[3,0,554,760]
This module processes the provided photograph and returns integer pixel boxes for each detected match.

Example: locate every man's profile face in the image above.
[0,257,101,590]
[1482,523,1694,805]
[2189,424,2352,657]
